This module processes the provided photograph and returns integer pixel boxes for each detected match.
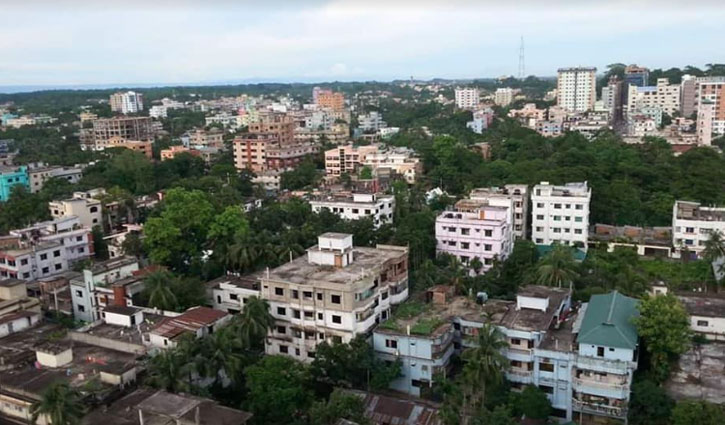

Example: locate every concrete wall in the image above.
[69,331,146,355]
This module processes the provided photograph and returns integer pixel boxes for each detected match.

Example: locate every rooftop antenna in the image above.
[518,36,525,79]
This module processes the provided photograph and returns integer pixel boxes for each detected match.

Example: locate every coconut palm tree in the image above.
[226,235,258,272]
[238,296,274,350]
[702,230,725,263]
[199,326,244,386]
[143,270,178,311]
[460,322,509,412]
[30,381,83,425]
[146,349,190,393]
[536,244,578,289]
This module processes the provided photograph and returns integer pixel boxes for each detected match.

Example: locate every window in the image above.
[511,338,521,345]
[229,293,238,300]
[303,291,313,299]
[40,254,48,260]
[304,311,314,319]
[386,339,398,349]
[279,345,288,354]
[293,309,301,319]
[553,216,561,221]
[597,347,605,357]
[540,363,554,372]
[76,236,83,242]
[536,214,544,220]
[277,307,286,316]
[484,244,492,251]
[42,267,49,274]
[484,229,492,237]
[20,258,28,266]
[331,294,341,304]
[78,305,85,312]
[317,312,323,320]
[292,290,299,299]
[575,217,583,222]
[554,203,561,209]
[352,209,359,214]
[53,250,61,257]
[274,287,284,296]
[54,263,62,271]
[697,320,709,327]
[574,229,582,234]
[317,292,323,300]
[461,242,470,249]
[332,315,342,324]
[536,203,544,208]
[539,385,554,394]
[411,379,422,388]
[277,326,286,334]
[575,204,583,210]
[461,228,470,235]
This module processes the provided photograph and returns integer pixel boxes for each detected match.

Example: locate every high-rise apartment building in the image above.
[672,200,725,259]
[324,144,422,184]
[310,193,395,228]
[626,78,681,117]
[110,91,144,114]
[90,117,154,150]
[623,64,649,87]
[314,89,345,111]
[454,88,480,109]
[695,76,725,136]
[494,88,514,107]
[557,67,597,112]
[697,100,714,146]
[262,233,409,362]
[680,75,698,118]
[531,181,591,248]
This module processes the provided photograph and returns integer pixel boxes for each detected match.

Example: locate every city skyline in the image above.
[2,1,723,88]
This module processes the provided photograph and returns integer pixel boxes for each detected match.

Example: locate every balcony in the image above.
[576,356,633,375]
[506,369,533,384]
[504,347,534,362]
[573,377,629,399]
[572,399,627,419]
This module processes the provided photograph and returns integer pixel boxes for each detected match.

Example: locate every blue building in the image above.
[624,65,649,88]
[0,165,29,201]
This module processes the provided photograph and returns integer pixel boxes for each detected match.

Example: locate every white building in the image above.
[672,200,725,259]
[626,78,681,117]
[0,242,69,281]
[357,111,387,132]
[148,105,168,119]
[148,306,232,349]
[206,274,261,314]
[494,88,514,107]
[110,91,144,114]
[70,257,140,322]
[455,88,480,110]
[466,108,494,134]
[10,216,94,264]
[310,193,395,228]
[48,196,103,229]
[469,185,529,239]
[557,67,597,112]
[531,181,591,248]
[262,233,409,362]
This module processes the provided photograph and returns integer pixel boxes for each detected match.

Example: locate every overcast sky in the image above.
[1,1,723,86]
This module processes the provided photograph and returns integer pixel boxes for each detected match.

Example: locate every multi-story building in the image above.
[315,89,346,111]
[672,200,725,259]
[435,199,513,273]
[159,145,202,161]
[357,111,387,132]
[181,128,225,149]
[695,76,725,136]
[697,99,715,146]
[531,181,591,248]
[680,74,698,118]
[49,196,103,229]
[310,192,395,228]
[89,117,154,150]
[623,64,649,87]
[102,136,153,158]
[467,108,494,134]
[10,216,94,264]
[536,120,563,138]
[454,88,480,109]
[508,103,547,127]
[262,233,408,362]
[324,144,421,184]
[206,274,261,314]
[70,256,140,322]
[148,306,231,349]
[469,185,529,239]
[557,67,597,112]
[0,165,29,202]
[27,164,83,193]
[110,91,144,114]
[0,241,69,281]
[626,78,680,117]
[494,87,514,107]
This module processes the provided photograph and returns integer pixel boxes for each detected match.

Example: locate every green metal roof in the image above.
[577,291,640,350]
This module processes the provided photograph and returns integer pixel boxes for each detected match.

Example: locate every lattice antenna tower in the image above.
[518,36,525,79]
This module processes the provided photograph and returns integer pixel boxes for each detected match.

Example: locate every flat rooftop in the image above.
[590,224,671,246]
[675,200,725,221]
[85,312,164,345]
[500,286,570,332]
[676,293,725,318]
[266,245,406,286]
[205,273,261,292]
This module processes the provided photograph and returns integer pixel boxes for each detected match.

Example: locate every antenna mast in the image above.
[518,36,525,79]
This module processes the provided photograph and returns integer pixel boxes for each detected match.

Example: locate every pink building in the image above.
[435,199,514,274]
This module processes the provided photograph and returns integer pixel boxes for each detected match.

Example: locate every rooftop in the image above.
[103,305,141,316]
[151,307,228,339]
[577,291,639,350]
[675,200,725,221]
[348,390,442,425]
[0,278,25,288]
[500,285,571,332]
[676,293,725,318]
[265,245,407,286]
[205,273,261,292]
[88,256,139,275]
[590,224,671,246]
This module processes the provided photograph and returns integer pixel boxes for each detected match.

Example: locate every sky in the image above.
[1,0,724,87]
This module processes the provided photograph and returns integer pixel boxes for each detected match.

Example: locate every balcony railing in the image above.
[576,356,633,374]
[572,399,627,418]
[573,377,628,391]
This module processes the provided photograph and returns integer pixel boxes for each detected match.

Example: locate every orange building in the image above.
[106,136,152,158]
[233,113,314,172]
[160,145,201,161]
[315,90,345,111]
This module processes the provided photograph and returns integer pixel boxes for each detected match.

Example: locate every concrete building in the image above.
[508,103,547,127]
[324,144,422,184]
[27,164,83,194]
[357,111,387,132]
[670,290,725,342]
[0,165,29,202]
[49,196,103,229]
[0,278,42,318]
[10,216,94,264]
[680,74,698,118]
[110,91,144,114]
[181,127,225,149]
[494,87,514,107]
[695,76,725,136]
[206,274,261,314]
[589,224,672,258]
[454,88,480,109]
[624,64,649,87]
[466,108,494,134]
[531,181,591,248]
[70,257,140,322]
[89,117,154,150]
[315,89,346,111]
[0,241,69,281]
[310,192,395,228]
[159,145,202,161]
[697,99,714,146]
[469,185,529,239]
[672,200,725,259]
[262,233,408,362]
[435,199,514,273]
[626,78,681,117]
[557,67,597,112]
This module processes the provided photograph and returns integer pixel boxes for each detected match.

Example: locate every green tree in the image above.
[634,294,692,382]
[460,322,509,413]
[536,244,578,289]
[143,270,179,311]
[30,381,83,425]
[514,385,552,420]
[472,405,517,425]
[671,400,725,425]
[120,232,145,258]
[359,166,373,180]
[146,348,191,393]
[237,296,274,351]
[702,230,725,263]
[91,225,108,260]
[308,389,370,425]
[627,378,674,425]
[244,355,313,425]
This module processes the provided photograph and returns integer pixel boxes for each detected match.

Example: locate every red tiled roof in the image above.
[151,307,228,339]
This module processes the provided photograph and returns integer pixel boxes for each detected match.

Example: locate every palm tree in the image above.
[146,349,190,393]
[199,326,244,386]
[30,381,83,425]
[460,323,509,412]
[536,244,578,289]
[144,270,178,311]
[238,296,274,350]
[226,235,258,272]
[702,230,725,263]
